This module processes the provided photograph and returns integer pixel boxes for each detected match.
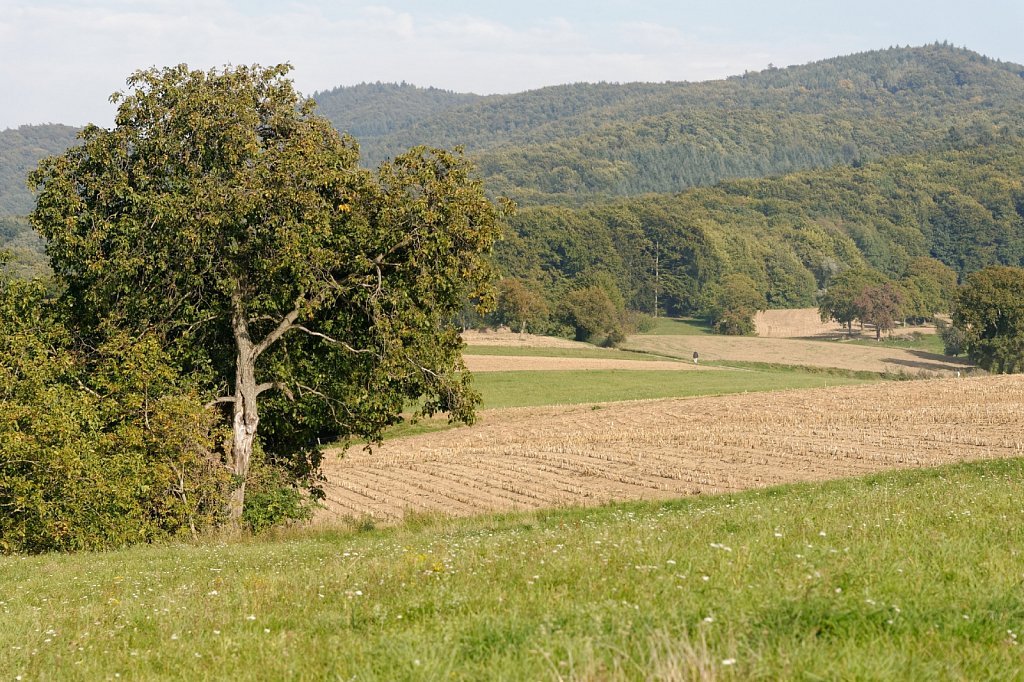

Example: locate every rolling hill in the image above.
[5,43,1023,218]
[315,44,1024,203]
[0,124,80,216]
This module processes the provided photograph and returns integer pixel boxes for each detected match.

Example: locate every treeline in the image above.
[489,139,1024,335]
[316,44,1024,201]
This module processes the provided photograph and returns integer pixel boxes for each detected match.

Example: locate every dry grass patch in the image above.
[461,329,593,348]
[623,333,970,375]
[755,308,939,339]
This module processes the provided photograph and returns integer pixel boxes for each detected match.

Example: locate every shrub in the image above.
[0,279,229,553]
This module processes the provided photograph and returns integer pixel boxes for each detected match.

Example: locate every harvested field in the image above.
[463,355,704,372]
[461,329,592,348]
[755,307,938,339]
[316,375,1024,524]
[623,333,970,375]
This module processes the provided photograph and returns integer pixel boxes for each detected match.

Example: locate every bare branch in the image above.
[205,395,236,409]
[256,381,295,400]
[76,378,101,399]
[296,383,339,421]
[252,303,303,359]
[292,325,374,355]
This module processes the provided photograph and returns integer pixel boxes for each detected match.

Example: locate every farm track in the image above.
[316,375,1024,523]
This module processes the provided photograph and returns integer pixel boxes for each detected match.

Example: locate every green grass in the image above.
[3,458,1022,680]
[471,368,871,409]
[838,332,946,354]
[636,316,713,335]
[463,345,673,361]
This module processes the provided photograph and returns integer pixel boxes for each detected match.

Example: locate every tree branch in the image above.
[296,383,339,421]
[205,395,236,409]
[252,303,303,359]
[250,286,339,359]
[291,325,374,355]
[256,381,295,400]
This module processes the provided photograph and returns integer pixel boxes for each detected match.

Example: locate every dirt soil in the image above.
[315,375,1024,525]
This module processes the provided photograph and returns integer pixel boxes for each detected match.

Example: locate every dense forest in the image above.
[3,44,1024,328]
[317,44,1024,202]
[5,44,1023,216]
[495,139,1024,320]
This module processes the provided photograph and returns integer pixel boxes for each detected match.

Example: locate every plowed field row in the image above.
[316,375,1024,523]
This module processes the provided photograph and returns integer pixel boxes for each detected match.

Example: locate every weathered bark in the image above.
[227,294,260,524]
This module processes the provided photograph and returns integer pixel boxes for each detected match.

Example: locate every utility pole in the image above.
[653,241,660,318]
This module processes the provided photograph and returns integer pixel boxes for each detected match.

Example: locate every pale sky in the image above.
[1,0,1022,130]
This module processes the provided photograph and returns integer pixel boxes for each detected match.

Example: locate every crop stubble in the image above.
[316,376,1024,523]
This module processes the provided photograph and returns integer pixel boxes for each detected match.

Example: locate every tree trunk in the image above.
[227,296,260,525]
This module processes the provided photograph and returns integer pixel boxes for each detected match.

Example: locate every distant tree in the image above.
[854,282,905,340]
[559,285,622,343]
[707,273,766,336]
[493,278,548,333]
[30,64,504,524]
[935,318,967,356]
[818,269,888,336]
[953,266,1024,372]
[901,257,959,321]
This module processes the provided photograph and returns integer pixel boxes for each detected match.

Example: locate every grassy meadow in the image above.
[839,332,947,355]
[3,458,1022,680]
[471,367,870,410]
[635,316,713,336]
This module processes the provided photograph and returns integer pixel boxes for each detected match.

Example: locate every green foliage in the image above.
[241,445,315,534]
[491,277,548,333]
[936,318,968,356]
[0,278,228,553]
[309,45,1024,202]
[706,273,766,335]
[953,266,1024,372]
[29,63,504,525]
[902,257,959,321]
[558,285,622,343]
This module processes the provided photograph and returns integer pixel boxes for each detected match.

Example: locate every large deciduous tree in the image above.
[953,266,1024,373]
[818,268,889,336]
[30,64,504,522]
[853,282,905,340]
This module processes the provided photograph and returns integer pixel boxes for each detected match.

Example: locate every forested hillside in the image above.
[4,45,1024,314]
[311,82,479,140]
[3,45,1022,216]
[0,124,80,215]
[497,139,1024,317]
[316,44,1024,203]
